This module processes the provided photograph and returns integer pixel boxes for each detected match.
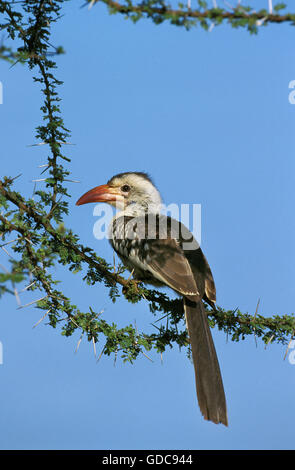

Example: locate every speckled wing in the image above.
[143,237,201,297]
[111,214,201,297]
[182,243,216,307]
[111,213,215,303]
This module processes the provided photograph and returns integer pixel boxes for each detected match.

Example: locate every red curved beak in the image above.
[76,184,121,206]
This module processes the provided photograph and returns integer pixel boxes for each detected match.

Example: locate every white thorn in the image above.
[256,17,267,26]
[0,238,17,247]
[32,309,50,328]
[223,0,234,9]
[0,263,9,273]
[75,332,84,353]
[28,141,75,147]
[209,22,215,32]
[92,336,96,357]
[17,295,47,309]
[283,336,295,361]
[1,246,14,259]
[20,281,36,292]
[13,287,21,306]
[264,334,274,350]
[96,345,105,363]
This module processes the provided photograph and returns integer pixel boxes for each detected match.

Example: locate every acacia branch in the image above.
[100,0,293,22]
[88,0,295,32]
[1,178,295,350]
[1,0,295,363]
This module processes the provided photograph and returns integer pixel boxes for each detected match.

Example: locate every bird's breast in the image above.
[109,212,183,264]
[109,215,160,283]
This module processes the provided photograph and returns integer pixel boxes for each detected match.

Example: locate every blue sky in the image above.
[1,1,295,450]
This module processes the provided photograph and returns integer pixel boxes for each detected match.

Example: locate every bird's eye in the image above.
[121,184,130,193]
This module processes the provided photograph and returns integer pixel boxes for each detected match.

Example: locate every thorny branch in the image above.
[86,0,295,34]
[0,0,295,363]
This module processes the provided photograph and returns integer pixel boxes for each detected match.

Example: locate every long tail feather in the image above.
[184,297,228,426]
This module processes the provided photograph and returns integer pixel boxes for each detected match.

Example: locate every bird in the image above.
[76,171,228,426]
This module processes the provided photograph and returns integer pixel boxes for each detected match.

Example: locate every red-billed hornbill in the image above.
[76,172,228,426]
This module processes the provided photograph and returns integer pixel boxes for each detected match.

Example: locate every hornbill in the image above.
[76,171,228,426]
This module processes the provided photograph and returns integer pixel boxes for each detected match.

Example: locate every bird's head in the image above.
[76,172,162,214]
